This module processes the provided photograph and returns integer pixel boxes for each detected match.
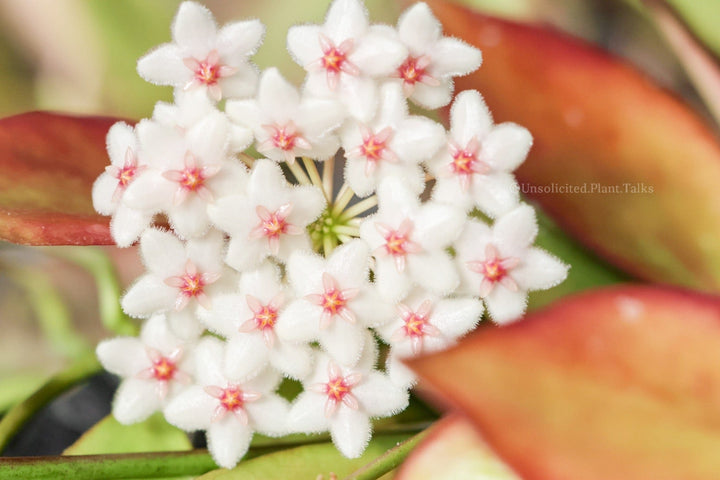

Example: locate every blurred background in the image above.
[0,0,717,454]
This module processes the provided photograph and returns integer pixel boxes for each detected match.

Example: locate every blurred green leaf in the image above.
[64,413,191,456]
[0,373,45,414]
[197,434,410,480]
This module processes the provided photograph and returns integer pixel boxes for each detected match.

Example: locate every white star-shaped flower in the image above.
[342,82,445,196]
[208,159,325,271]
[122,113,249,240]
[226,68,345,164]
[138,1,264,101]
[287,0,407,122]
[197,262,314,381]
[394,2,482,109]
[287,352,408,458]
[455,204,569,324]
[374,288,482,388]
[121,228,230,339]
[92,122,154,247]
[359,178,464,301]
[97,315,193,424]
[276,240,394,367]
[164,337,289,469]
[428,90,532,217]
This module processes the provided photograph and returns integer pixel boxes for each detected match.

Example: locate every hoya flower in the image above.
[97,315,193,424]
[342,82,445,196]
[455,204,569,323]
[164,337,288,469]
[226,68,345,164]
[92,122,153,247]
[208,160,325,271]
[394,2,482,108]
[276,240,394,367]
[137,1,264,101]
[121,228,229,339]
[286,0,407,122]
[197,262,314,381]
[122,113,249,239]
[374,288,483,388]
[287,352,408,458]
[428,90,532,217]
[359,178,464,301]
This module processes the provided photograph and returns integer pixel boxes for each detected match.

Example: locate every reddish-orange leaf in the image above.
[396,414,519,480]
[429,0,720,291]
[407,286,720,480]
[0,112,118,245]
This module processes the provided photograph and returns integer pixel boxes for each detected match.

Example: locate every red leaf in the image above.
[407,286,720,480]
[429,0,720,291]
[0,112,120,245]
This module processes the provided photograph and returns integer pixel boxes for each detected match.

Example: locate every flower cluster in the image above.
[93,0,568,469]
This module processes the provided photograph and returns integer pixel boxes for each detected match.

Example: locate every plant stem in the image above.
[340,195,377,221]
[322,155,335,199]
[332,183,355,216]
[302,157,327,200]
[332,225,360,237]
[0,450,215,480]
[286,160,311,185]
[343,429,429,480]
[0,355,101,454]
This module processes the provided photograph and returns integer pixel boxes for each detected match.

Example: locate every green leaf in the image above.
[64,414,191,456]
[196,434,410,480]
[0,373,45,414]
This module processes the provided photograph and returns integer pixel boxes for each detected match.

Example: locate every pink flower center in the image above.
[447,137,489,191]
[178,166,205,191]
[314,35,359,89]
[325,376,351,403]
[107,148,146,202]
[117,164,139,187]
[250,204,302,255]
[374,219,422,272]
[151,356,177,382]
[164,260,220,310]
[254,305,278,330]
[162,152,220,205]
[219,387,244,412]
[312,362,362,417]
[306,273,359,327]
[398,56,427,86]
[392,301,440,355]
[403,311,430,338]
[361,135,388,162]
[467,244,520,297]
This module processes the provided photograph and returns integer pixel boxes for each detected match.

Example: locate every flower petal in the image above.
[513,248,569,291]
[225,334,269,381]
[354,372,409,417]
[493,203,538,255]
[164,384,215,431]
[287,391,328,433]
[397,2,442,53]
[172,2,217,55]
[330,407,371,458]
[113,378,162,425]
[450,90,493,145]
[137,44,189,86]
[247,395,290,436]
[207,415,252,469]
[430,37,482,77]
[485,286,528,324]
[96,338,148,377]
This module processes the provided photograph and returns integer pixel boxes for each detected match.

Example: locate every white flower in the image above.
[287,352,408,458]
[286,0,407,122]
[208,160,325,271]
[121,228,229,339]
[92,122,154,247]
[455,204,569,323]
[137,1,264,101]
[226,68,345,164]
[197,262,314,381]
[428,90,531,217]
[359,178,464,301]
[164,337,288,469]
[374,288,482,388]
[276,240,394,367]
[97,315,193,424]
[342,82,445,196]
[122,114,249,239]
[394,2,482,109]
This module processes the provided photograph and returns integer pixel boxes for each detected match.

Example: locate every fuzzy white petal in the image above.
[208,416,252,469]
[113,379,162,425]
[513,248,569,291]
[137,45,188,86]
[164,384,215,431]
[331,407,371,458]
[287,391,328,433]
[481,123,532,172]
[430,37,482,77]
[450,90,493,145]
[493,204,538,254]
[354,372,408,417]
[485,286,528,324]
[247,395,290,436]
[225,334,269,380]
[96,338,148,377]
[397,2,442,53]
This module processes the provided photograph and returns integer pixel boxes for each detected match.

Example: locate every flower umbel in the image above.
[93,0,568,469]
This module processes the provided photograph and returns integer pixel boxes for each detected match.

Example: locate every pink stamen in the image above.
[348,125,397,176]
[183,50,237,101]
[311,362,362,418]
[249,204,302,255]
[259,122,310,164]
[467,244,520,297]
[391,300,440,355]
[107,148,146,202]
[239,293,284,348]
[162,152,220,205]
[447,137,490,191]
[373,219,422,272]
[311,34,359,90]
[305,273,358,328]
[164,259,221,311]
[204,384,261,424]
[396,55,439,96]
